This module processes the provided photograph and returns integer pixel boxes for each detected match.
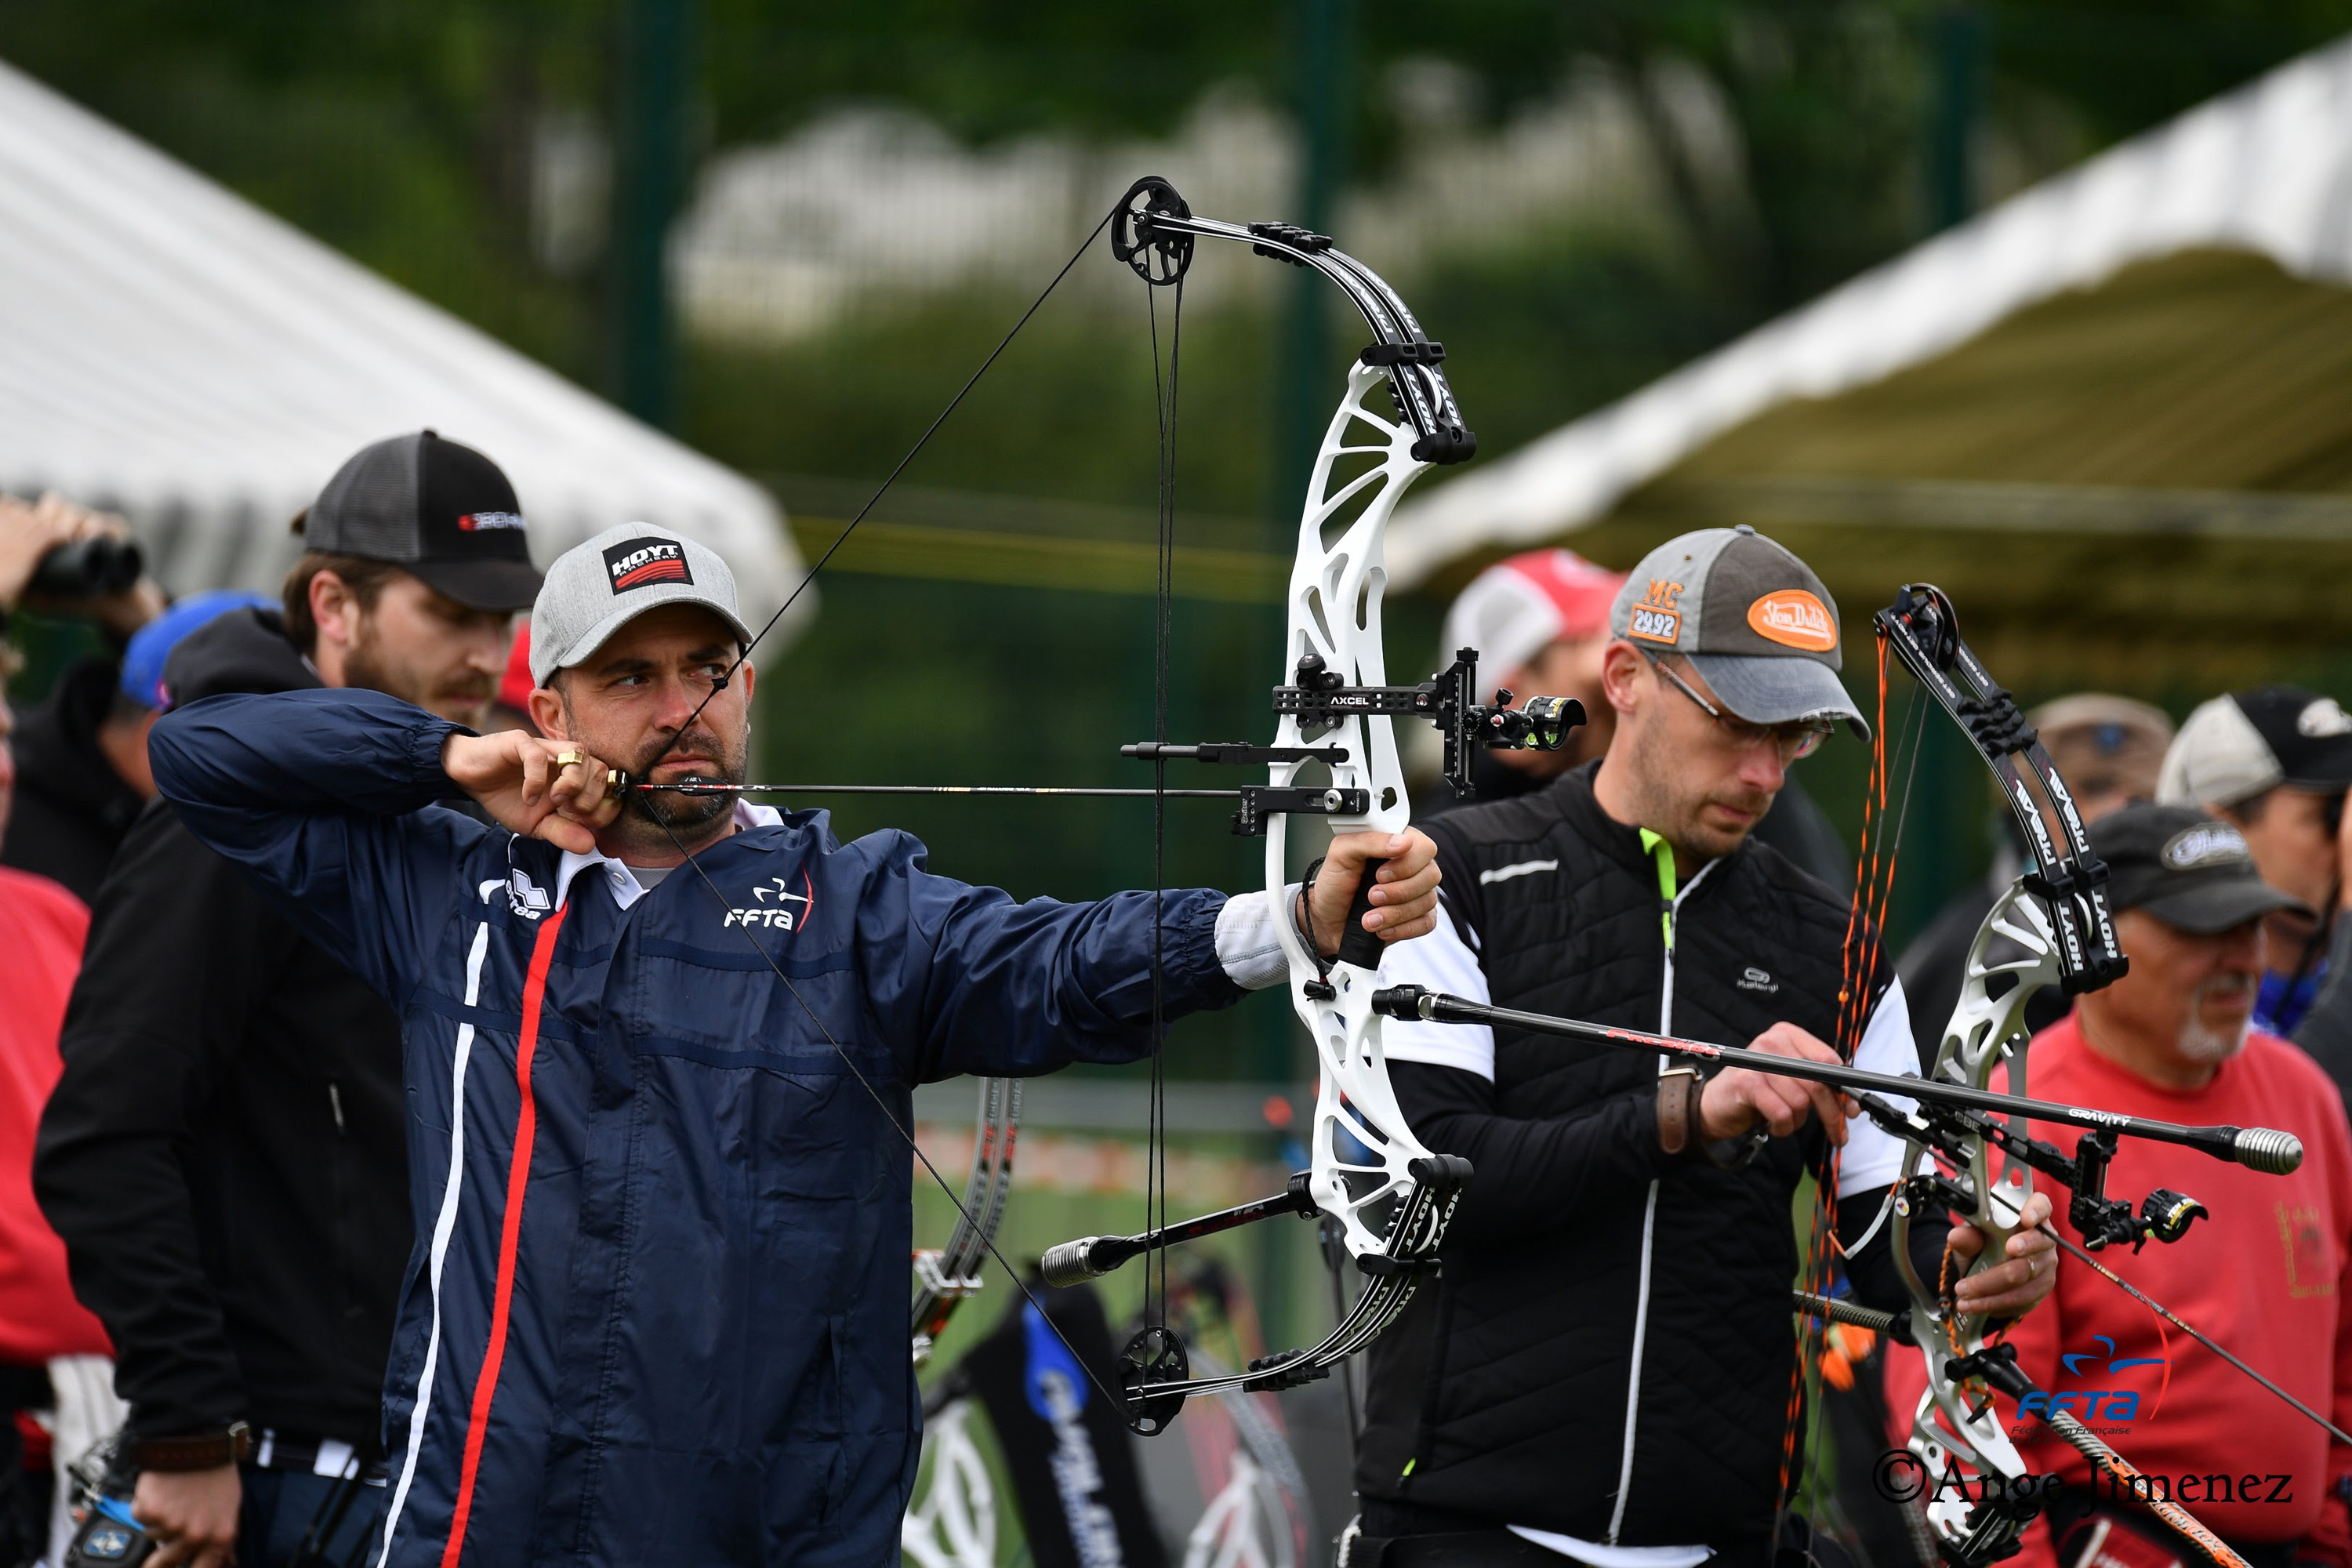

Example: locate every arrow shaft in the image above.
[637,783,1241,799]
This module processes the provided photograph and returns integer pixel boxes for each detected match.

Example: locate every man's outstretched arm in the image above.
[877,829,1442,1081]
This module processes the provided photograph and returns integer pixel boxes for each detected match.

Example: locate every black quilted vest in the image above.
[1356,764,1872,1549]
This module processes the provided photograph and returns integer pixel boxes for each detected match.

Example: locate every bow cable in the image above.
[1141,256,1185,1376]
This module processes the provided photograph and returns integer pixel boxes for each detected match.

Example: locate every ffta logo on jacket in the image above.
[723,871,815,931]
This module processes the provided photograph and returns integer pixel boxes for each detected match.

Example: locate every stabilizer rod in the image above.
[1042,1172,1319,1287]
[1372,987,2302,1174]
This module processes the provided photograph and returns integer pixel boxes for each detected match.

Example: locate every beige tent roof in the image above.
[0,56,808,633]
[1386,36,2352,689]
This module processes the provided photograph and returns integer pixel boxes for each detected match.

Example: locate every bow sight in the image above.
[1129,646,1583,835]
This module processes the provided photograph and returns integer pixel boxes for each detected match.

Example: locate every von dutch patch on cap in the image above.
[1746,589,1837,652]
[2299,697,2352,739]
[1625,578,1686,644]
[2161,821,2253,870]
[603,536,694,593]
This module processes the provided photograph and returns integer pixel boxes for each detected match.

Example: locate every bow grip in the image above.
[1334,856,1389,971]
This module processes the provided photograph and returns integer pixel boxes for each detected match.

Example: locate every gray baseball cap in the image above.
[2158,687,2352,809]
[1608,525,1867,738]
[528,523,754,686]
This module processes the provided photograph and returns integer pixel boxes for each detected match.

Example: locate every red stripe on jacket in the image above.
[439,905,568,1568]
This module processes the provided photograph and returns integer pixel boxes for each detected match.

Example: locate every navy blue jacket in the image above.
[150,688,1243,1566]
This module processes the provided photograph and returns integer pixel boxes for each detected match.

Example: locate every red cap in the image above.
[498,622,535,713]
[1442,548,1626,682]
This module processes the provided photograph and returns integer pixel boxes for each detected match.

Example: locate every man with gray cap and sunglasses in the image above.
[1348,525,2057,1567]
[144,521,1446,1566]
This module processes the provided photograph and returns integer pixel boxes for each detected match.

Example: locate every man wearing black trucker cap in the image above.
[1350,525,2060,1566]
[1885,802,2352,1568]
[37,432,543,1568]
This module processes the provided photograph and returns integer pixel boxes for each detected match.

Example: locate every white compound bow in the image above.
[1036,176,1577,1432]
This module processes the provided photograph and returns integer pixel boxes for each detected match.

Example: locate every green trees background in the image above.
[5,0,2347,1046]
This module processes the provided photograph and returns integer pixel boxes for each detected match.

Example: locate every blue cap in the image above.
[121,590,275,710]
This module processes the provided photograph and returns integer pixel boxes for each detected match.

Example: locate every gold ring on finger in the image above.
[554,749,586,768]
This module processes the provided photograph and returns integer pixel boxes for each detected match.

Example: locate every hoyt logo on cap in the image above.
[604,537,694,593]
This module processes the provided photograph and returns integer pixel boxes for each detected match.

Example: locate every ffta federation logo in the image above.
[724,873,813,931]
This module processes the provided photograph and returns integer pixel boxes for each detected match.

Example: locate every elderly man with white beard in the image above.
[1887,800,2352,1568]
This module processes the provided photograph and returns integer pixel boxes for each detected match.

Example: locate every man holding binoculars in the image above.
[0,492,169,901]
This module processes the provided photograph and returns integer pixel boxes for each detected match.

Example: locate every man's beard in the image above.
[1626,720,1773,862]
[2178,975,2254,1063]
[622,728,747,840]
[345,624,489,724]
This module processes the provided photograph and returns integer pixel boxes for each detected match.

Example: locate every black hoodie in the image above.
[1,655,147,902]
[34,608,412,1451]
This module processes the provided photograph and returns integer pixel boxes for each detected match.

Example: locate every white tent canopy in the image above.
[1385,34,2352,588]
[0,57,806,633]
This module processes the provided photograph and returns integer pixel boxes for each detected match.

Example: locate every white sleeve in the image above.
[1214,885,1298,992]
[1835,977,1922,1199]
[1373,898,1496,1081]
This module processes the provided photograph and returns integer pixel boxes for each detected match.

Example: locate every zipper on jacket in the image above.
[1607,832,1714,1544]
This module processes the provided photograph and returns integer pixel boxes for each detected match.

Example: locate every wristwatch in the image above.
[1657,1067,1771,1169]
[133,1422,252,1472]
[1657,1066,1705,1158]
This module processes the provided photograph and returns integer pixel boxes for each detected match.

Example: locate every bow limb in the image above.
[910,1076,1022,1368]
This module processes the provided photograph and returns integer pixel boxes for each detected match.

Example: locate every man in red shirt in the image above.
[0,688,116,1560]
[1890,801,2352,1568]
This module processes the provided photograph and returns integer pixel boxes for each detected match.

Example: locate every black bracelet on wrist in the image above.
[1295,856,1327,957]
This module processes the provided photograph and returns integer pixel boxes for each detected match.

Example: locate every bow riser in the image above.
[1896,884,2060,1558]
[1267,358,1436,1263]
